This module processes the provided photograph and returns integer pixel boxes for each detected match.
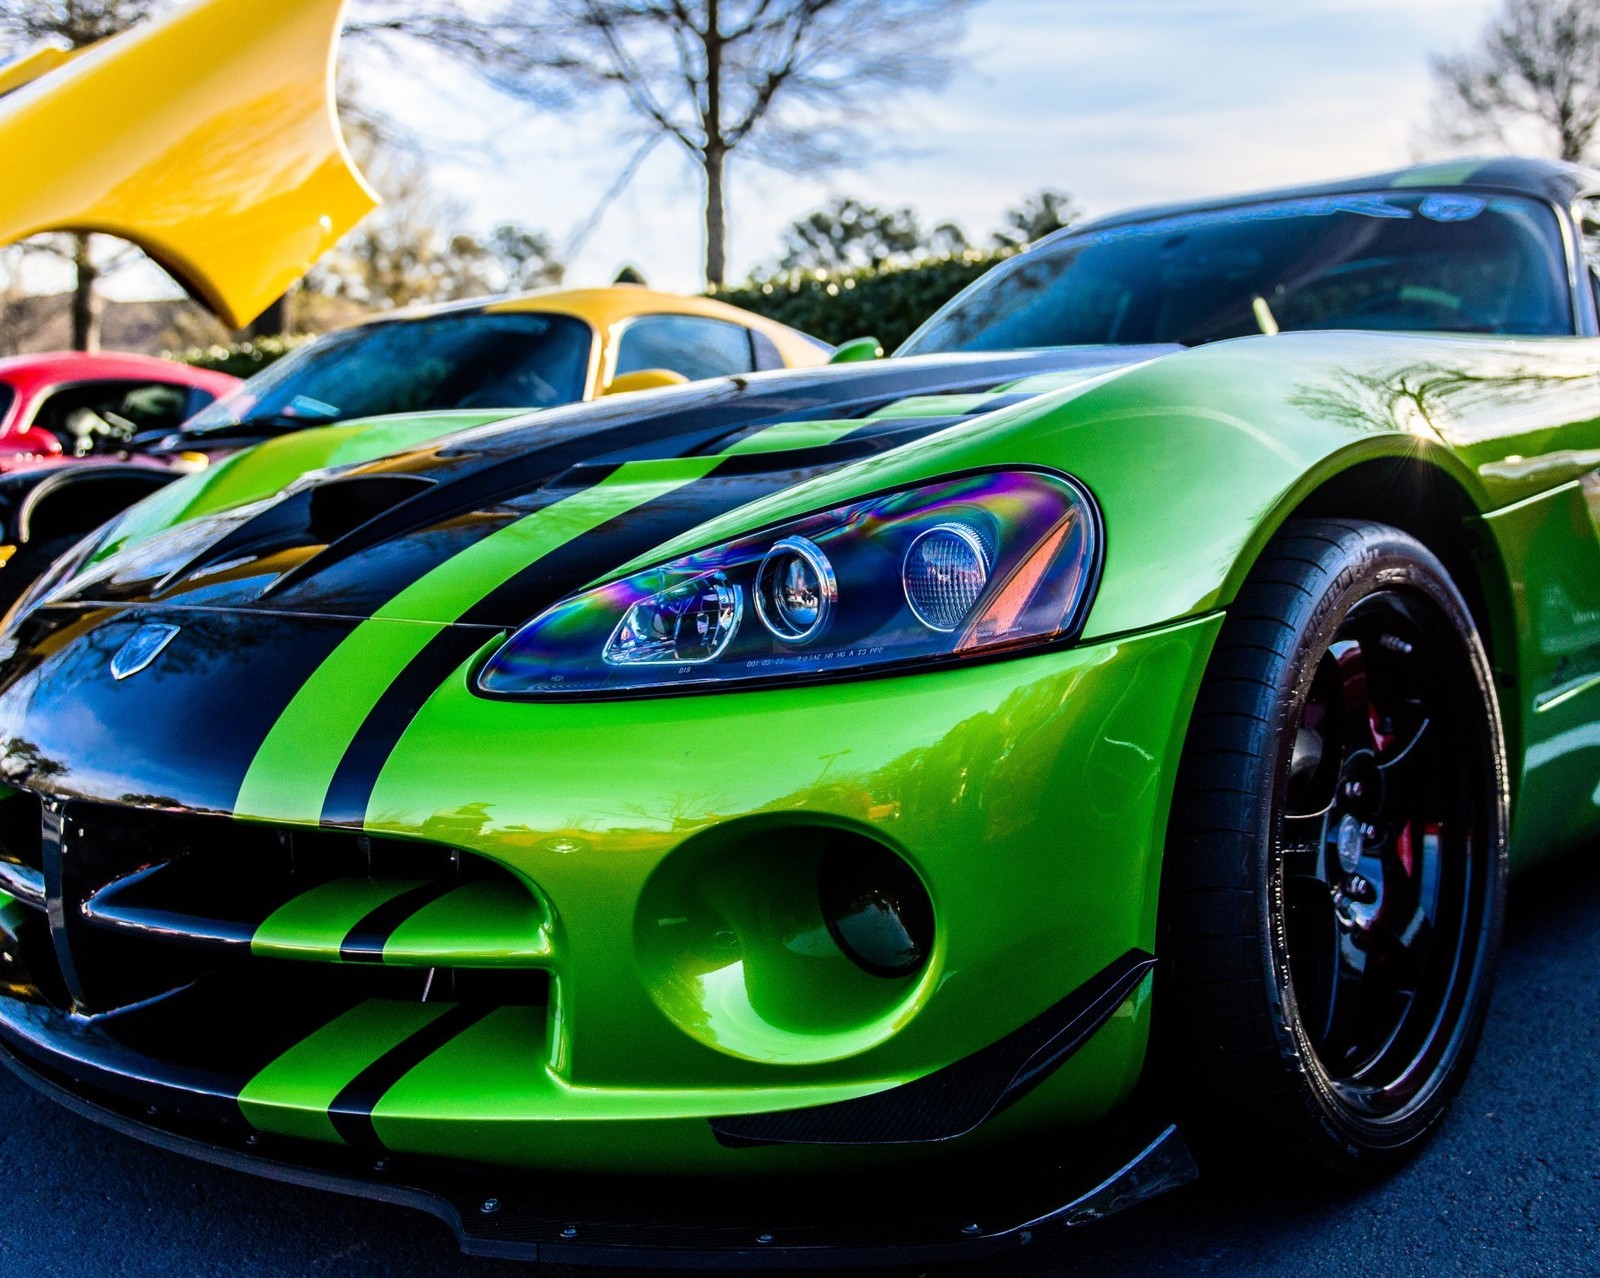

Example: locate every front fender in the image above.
[596,334,1502,642]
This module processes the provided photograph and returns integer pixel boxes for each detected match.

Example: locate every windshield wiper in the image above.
[1251,295,1281,336]
[184,412,342,440]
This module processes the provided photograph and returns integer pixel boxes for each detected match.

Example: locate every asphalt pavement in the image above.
[0,847,1596,1278]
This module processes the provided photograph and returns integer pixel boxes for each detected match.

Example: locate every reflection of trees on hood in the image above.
[115,792,185,811]
[1,739,65,786]
[1289,356,1600,441]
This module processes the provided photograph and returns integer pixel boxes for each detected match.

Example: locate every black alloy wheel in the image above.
[1159,518,1507,1177]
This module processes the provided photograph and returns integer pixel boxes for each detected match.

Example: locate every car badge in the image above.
[111,624,180,681]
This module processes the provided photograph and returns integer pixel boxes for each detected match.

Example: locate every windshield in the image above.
[184,310,594,435]
[901,191,1573,354]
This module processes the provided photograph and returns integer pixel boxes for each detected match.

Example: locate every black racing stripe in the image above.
[384,348,1089,478]
[320,626,497,829]
[338,880,458,963]
[261,349,1111,616]
[327,1003,492,1150]
[5,606,358,816]
[262,465,623,614]
[318,410,994,829]
[315,465,850,828]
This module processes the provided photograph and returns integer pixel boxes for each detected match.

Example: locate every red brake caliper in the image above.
[1368,699,1416,876]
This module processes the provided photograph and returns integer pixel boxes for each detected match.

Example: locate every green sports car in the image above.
[0,157,1596,1265]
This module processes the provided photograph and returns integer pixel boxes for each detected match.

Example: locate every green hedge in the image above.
[171,334,314,377]
[715,250,1012,351]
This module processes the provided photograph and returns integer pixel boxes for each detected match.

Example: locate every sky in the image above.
[106,0,1506,301]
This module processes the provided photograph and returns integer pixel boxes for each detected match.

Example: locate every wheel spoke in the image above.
[1371,904,1432,988]
[1287,654,1345,817]
[1318,927,1369,1063]
[1375,821,1443,963]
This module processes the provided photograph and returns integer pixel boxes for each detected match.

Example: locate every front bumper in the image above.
[1,1042,1197,1268]
[0,602,1221,1180]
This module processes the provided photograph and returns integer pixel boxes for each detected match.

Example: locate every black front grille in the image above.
[0,791,548,1017]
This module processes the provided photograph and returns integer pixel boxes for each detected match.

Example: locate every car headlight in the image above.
[477,469,1101,699]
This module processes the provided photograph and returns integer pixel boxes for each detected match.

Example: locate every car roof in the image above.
[0,350,239,391]
[349,284,819,345]
[1045,157,1600,244]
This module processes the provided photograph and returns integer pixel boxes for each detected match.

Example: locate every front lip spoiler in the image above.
[712,949,1157,1146]
[0,1043,1195,1269]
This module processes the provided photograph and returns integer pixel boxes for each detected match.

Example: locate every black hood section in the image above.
[62,347,1170,626]
[0,604,364,816]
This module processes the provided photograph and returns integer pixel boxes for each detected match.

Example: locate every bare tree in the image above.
[360,0,977,288]
[1429,0,1600,162]
[0,1,171,350]
[300,127,564,317]
[0,0,159,49]
[301,139,490,313]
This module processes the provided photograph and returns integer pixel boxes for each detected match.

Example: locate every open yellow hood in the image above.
[0,45,82,99]
[0,0,377,327]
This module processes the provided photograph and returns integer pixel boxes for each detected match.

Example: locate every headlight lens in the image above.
[605,571,743,665]
[477,469,1100,699]
[755,536,837,644]
[903,523,992,633]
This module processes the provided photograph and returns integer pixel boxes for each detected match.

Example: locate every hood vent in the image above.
[307,474,437,544]
[154,473,435,599]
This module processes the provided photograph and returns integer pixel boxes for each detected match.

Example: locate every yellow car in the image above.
[176,285,833,450]
[0,289,831,612]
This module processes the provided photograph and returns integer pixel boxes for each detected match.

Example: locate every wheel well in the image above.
[19,473,176,546]
[1288,456,1522,790]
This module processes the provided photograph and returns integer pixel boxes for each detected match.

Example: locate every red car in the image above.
[0,351,239,473]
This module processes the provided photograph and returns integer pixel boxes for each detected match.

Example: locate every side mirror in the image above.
[604,368,690,397]
[828,336,884,364]
[1,428,63,458]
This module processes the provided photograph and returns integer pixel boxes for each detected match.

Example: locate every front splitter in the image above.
[0,1043,1197,1269]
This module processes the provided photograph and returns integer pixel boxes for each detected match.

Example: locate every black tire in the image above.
[1159,518,1508,1179]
